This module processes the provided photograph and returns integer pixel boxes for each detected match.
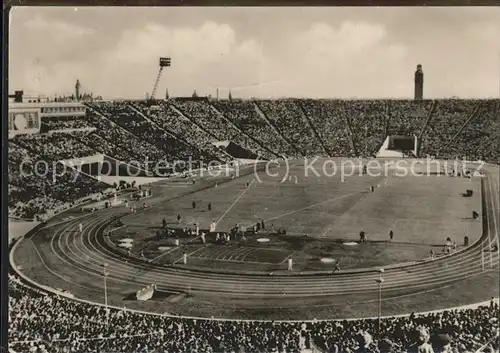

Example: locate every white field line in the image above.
[215,180,254,226]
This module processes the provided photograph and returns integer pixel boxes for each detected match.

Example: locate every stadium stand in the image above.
[419,100,481,158]
[8,98,500,220]
[8,275,499,353]
[299,100,354,157]
[255,100,323,157]
[131,100,232,163]
[447,100,500,163]
[211,99,289,158]
[40,115,95,132]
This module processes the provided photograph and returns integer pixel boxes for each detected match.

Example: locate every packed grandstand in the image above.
[8,97,500,352]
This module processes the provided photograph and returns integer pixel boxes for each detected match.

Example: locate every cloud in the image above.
[264,21,410,98]
[93,20,267,98]
[24,14,94,40]
[8,9,500,99]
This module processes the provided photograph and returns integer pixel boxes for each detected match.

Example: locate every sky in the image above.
[8,7,500,99]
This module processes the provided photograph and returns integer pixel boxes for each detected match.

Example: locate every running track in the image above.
[12,165,500,316]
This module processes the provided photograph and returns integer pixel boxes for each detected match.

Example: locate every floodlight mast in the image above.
[150,57,171,100]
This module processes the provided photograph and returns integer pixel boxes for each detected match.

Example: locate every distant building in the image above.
[8,100,86,137]
[414,64,424,100]
[75,79,81,101]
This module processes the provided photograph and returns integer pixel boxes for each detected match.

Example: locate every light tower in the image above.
[150,57,171,101]
[374,268,385,334]
[75,79,81,101]
[414,64,423,100]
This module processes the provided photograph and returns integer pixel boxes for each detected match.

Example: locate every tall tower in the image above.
[75,79,81,101]
[414,64,423,100]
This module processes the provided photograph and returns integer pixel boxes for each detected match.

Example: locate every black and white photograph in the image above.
[6,6,500,353]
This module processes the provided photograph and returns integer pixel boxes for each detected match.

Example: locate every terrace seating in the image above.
[11,132,96,161]
[132,100,230,163]
[256,100,324,157]
[343,100,388,157]
[8,275,499,353]
[82,109,166,167]
[214,99,294,158]
[419,100,480,158]
[299,100,354,157]
[8,141,110,219]
[447,100,500,163]
[40,116,95,132]
[177,99,276,159]
[386,100,433,138]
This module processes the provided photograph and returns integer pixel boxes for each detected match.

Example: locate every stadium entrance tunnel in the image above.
[212,140,260,160]
[376,135,418,158]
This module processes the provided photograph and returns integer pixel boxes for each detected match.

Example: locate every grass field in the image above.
[110,159,482,272]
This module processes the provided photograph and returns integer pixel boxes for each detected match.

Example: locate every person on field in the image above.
[332,261,341,274]
[208,202,212,211]
[192,201,196,209]
[389,230,394,241]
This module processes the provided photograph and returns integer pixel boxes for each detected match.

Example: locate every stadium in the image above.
[7,62,500,352]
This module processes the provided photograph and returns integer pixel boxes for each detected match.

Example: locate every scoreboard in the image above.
[8,101,86,137]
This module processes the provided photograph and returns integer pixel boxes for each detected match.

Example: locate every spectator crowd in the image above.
[8,274,499,353]
[8,98,500,219]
